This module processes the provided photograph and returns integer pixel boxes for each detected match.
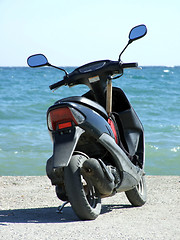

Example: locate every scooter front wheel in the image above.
[64,153,101,220]
[125,175,147,207]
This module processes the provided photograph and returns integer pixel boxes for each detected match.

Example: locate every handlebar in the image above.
[49,61,139,90]
[122,62,138,68]
[49,79,67,90]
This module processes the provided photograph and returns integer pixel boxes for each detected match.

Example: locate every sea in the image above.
[0,66,179,176]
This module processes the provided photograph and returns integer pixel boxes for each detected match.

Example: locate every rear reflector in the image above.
[108,118,118,143]
[58,122,72,130]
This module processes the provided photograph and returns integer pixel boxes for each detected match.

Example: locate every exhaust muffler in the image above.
[81,158,118,197]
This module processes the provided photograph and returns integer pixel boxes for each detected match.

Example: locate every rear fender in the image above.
[53,126,84,168]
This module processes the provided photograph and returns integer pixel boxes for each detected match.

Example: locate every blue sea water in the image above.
[0,66,179,176]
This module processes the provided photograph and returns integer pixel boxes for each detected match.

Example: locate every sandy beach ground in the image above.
[0,175,179,240]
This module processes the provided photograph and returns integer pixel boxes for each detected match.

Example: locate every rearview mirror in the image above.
[27,54,48,68]
[129,24,147,43]
[118,24,147,62]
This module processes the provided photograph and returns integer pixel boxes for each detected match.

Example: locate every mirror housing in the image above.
[129,24,147,43]
[27,53,69,76]
[118,24,147,62]
[27,54,49,68]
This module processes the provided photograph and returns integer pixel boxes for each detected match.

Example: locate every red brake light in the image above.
[47,107,84,131]
[48,107,77,131]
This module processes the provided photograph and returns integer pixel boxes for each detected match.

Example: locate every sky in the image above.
[0,0,179,66]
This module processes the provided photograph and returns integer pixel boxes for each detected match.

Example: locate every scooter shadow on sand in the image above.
[0,204,133,224]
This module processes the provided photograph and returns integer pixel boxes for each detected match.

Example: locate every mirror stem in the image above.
[118,42,130,62]
[48,63,68,76]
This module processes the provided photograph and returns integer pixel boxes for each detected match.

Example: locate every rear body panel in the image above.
[47,97,116,168]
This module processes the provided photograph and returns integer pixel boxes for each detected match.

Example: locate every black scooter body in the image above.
[27,24,148,219]
[47,87,144,192]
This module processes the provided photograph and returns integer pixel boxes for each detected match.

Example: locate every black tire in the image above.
[64,153,101,220]
[125,175,147,207]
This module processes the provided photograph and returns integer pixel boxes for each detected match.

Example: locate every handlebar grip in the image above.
[49,79,66,90]
[122,62,138,68]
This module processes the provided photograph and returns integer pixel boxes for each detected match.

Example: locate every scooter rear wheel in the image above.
[125,175,147,206]
[64,153,101,220]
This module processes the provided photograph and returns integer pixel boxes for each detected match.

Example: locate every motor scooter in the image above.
[27,24,147,220]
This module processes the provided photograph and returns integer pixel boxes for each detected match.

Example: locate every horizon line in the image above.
[0,65,179,68]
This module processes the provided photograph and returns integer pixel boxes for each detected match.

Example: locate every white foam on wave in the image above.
[171,147,180,152]
[149,145,159,150]
[163,69,170,73]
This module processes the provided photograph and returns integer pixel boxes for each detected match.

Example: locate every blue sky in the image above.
[0,0,179,66]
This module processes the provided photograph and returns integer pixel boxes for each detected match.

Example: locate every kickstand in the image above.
[56,201,69,214]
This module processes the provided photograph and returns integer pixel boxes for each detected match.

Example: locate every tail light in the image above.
[47,107,85,131]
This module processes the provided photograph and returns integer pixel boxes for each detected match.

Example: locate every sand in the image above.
[0,175,180,240]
